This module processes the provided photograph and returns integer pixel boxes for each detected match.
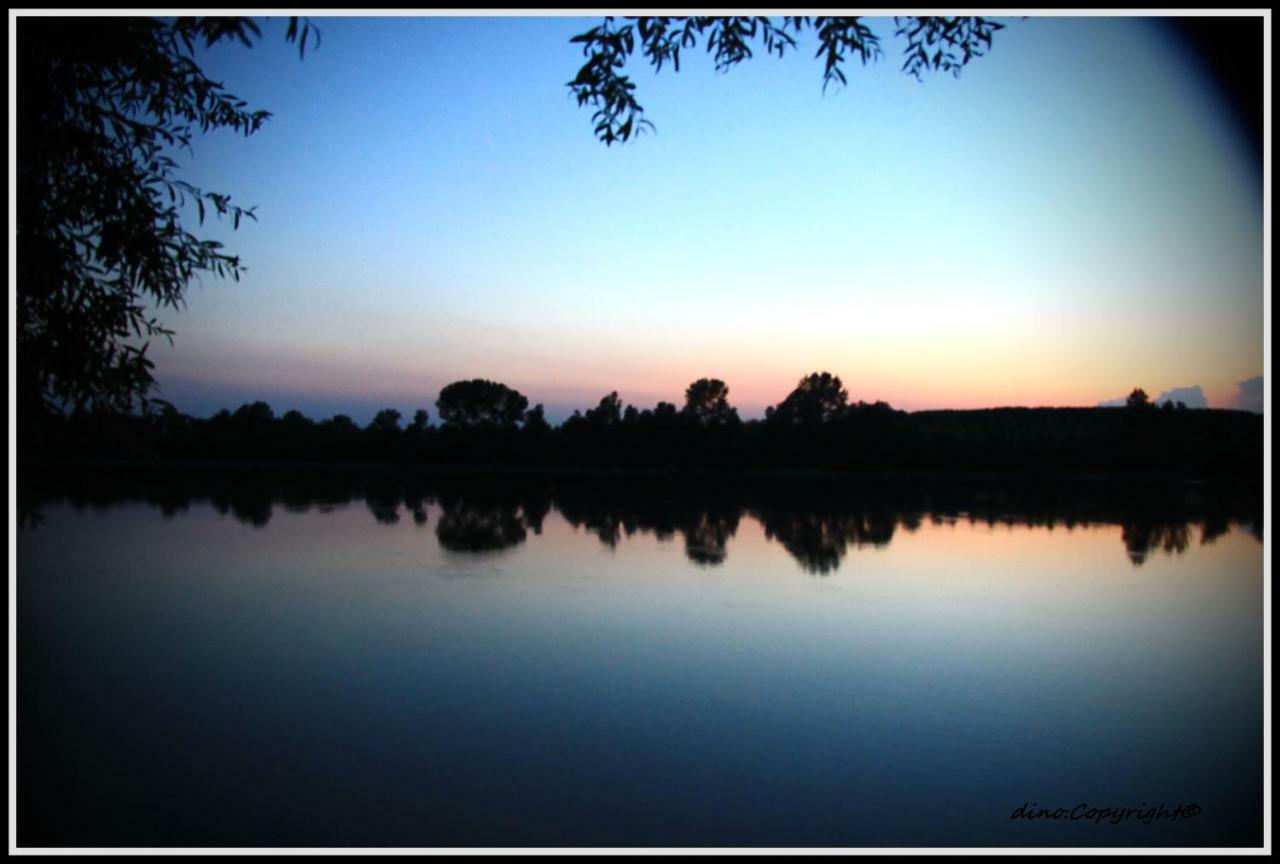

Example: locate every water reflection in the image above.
[364,478,404,525]
[555,493,744,565]
[1122,521,1191,565]
[16,466,1265,848]
[436,492,530,554]
[682,509,740,566]
[19,466,1263,571]
[756,507,898,574]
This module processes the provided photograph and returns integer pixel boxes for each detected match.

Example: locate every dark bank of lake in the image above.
[16,465,1265,848]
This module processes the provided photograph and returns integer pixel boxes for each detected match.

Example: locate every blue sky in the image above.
[137,14,1265,423]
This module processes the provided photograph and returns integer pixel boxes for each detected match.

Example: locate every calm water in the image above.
[17,471,1265,848]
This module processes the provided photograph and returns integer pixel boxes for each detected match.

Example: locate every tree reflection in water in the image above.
[755,509,898,575]
[682,510,740,566]
[1121,522,1192,566]
[19,466,1262,570]
[435,496,528,554]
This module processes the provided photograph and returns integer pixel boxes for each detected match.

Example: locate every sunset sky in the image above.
[141,14,1266,423]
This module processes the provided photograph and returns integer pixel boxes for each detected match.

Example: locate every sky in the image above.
[127,14,1266,424]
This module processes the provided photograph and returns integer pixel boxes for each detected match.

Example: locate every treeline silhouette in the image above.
[24,373,1262,475]
[21,464,1263,571]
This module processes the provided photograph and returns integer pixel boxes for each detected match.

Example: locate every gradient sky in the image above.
[132,14,1265,423]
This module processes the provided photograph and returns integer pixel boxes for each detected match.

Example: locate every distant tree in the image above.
[405,408,431,458]
[436,379,529,429]
[224,400,275,456]
[568,16,1008,144]
[17,16,318,418]
[322,413,359,433]
[146,400,188,450]
[585,391,625,426]
[682,377,740,427]
[281,408,312,435]
[233,400,275,425]
[1126,388,1152,410]
[653,401,679,423]
[318,414,361,457]
[523,403,551,434]
[279,409,313,455]
[768,372,849,425]
[852,399,895,414]
[368,408,402,433]
[366,408,404,457]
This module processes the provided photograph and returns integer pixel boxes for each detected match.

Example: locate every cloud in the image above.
[1098,385,1208,408]
[1230,376,1263,413]
[1153,385,1208,408]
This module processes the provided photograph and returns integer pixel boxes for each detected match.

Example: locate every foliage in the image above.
[27,388,1262,479]
[524,404,552,435]
[767,372,850,425]
[568,15,1007,144]
[17,16,317,417]
[683,378,740,427]
[369,408,403,432]
[1126,387,1152,410]
[436,379,530,429]
[583,391,625,426]
[233,400,275,424]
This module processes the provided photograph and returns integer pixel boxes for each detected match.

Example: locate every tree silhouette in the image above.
[682,378,740,427]
[368,408,402,434]
[233,401,275,426]
[1126,388,1152,410]
[523,403,551,434]
[653,401,679,423]
[584,391,625,426]
[318,413,361,453]
[19,360,1265,476]
[366,408,403,456]
[768,372,850,425]
[436,379,529,429]
[568,16,1007,144]
[17,16,318,419]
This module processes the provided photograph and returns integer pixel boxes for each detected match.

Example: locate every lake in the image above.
[16,468,1265,848]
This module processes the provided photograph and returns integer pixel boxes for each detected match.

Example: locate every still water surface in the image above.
[18,472,1264,847]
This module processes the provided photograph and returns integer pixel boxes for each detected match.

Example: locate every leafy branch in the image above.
[568,15,1008,145]
[18,16,318,415]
